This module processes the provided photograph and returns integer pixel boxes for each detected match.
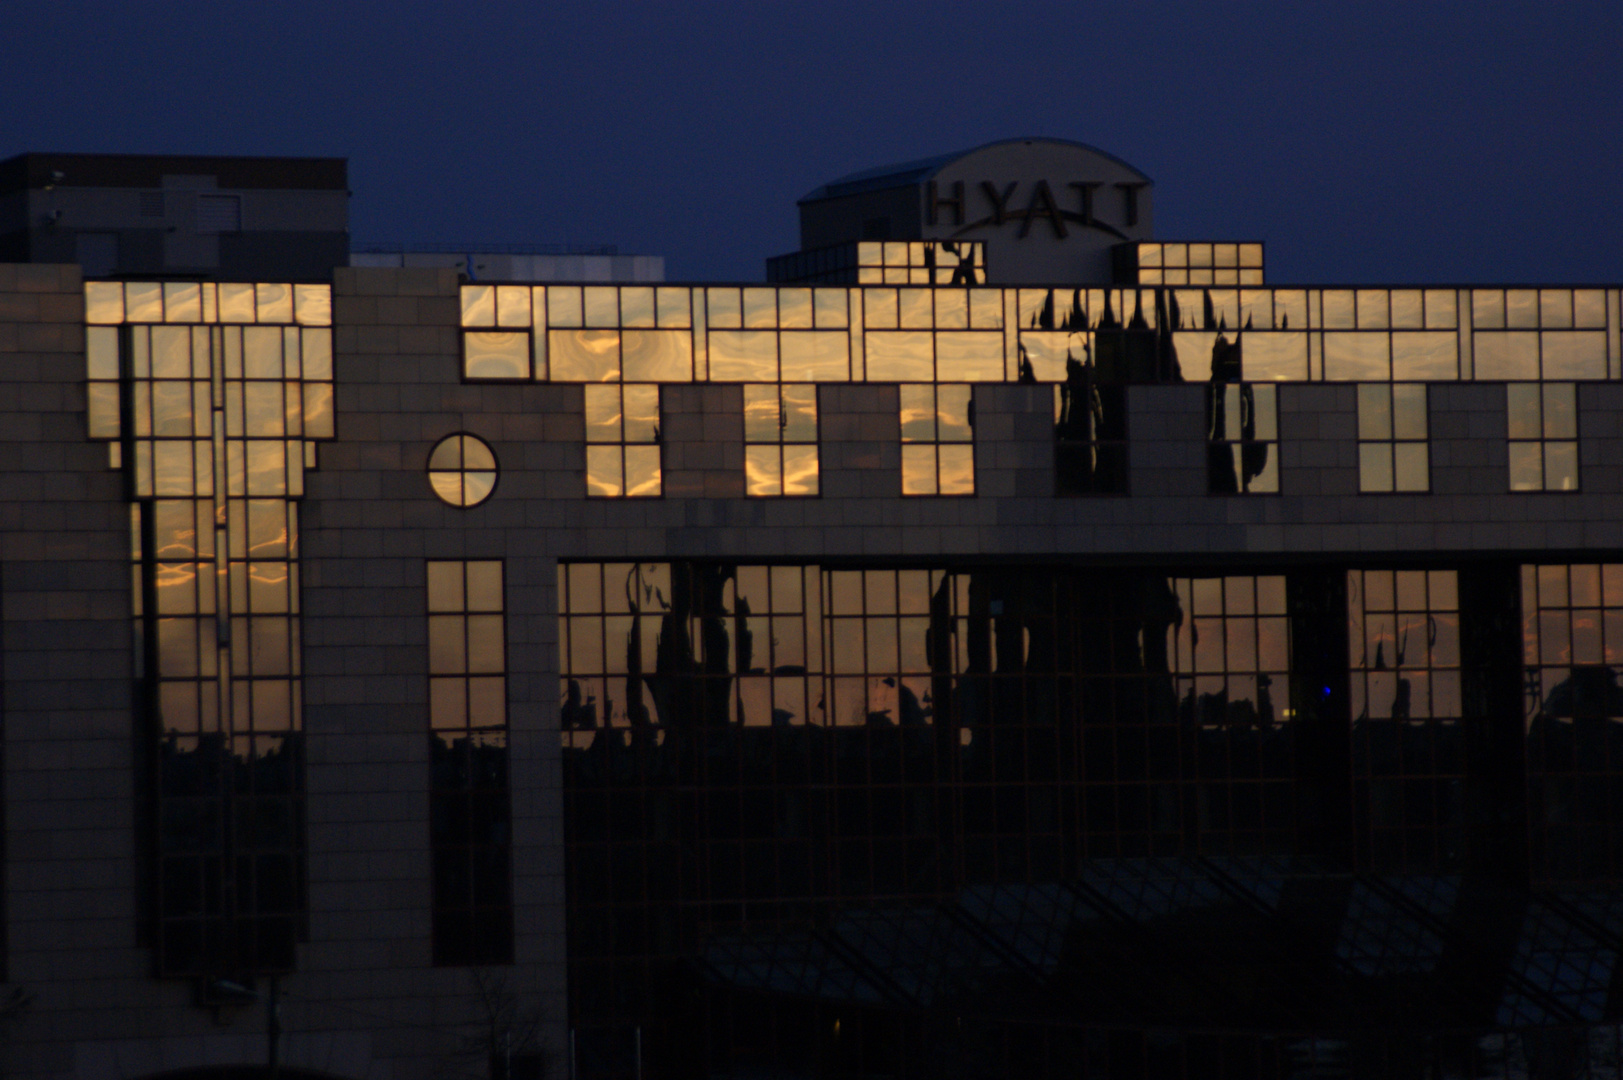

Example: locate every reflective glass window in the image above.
[1507,383,1579,492]
[744,384,819,497]
[1207,384,1278,494]
[1348,570,1463,869]
[1357,384,1429,493]
[427,560,513,965]
[428,433,499,508]
[583,385,662,498]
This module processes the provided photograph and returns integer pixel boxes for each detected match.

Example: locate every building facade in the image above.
[2,138,1623,1078]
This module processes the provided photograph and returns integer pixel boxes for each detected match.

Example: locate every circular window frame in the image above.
[428,433,499,508]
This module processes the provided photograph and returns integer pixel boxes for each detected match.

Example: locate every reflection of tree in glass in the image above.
[646,562,734,732]
[1206,322,1270,495]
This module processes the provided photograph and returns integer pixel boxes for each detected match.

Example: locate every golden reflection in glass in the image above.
[463,331,531,380]
[778,288,812,329]
[813,289,848,329]
[1320,291,1355,330]
[1241,332,1308,381]
[619,286,654,328]
[779,332,848,382]
[656,287,692,328]
[864,289,899,330]
[1358,384,1428,493]
[1508,383,1579,492]
[620,330,693,382]
[1390,332,1458,381]
[934,289,968,330]
[1419,290,1456,329]
[1516,562,1623,877]
[548,286,583,327]
[900,383,973,496]
[706,288,741,329]
[1020,331,1082,382]
[1473,332,1539,380]
[934,332,1003,382]
[548,329,621,382]
[744,384,818,497]
[897,288,932,329]
[90,281,332,974]
[1574,290,1608,329]
[969,289,1002,329]
[1472,290,1505,329]
[1540,331,1606,381]
[428,433,499,508]
[495,285,531,327]
[743,288,777,329]
[863,331,933,382]
[582,286,618,327]
[708,330,778,382]
[1323,333,1391,382]
[1505,289,1538,329]
[85,281,126,324]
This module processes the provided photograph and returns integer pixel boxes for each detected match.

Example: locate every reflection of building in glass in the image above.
[10,138,1623,1079]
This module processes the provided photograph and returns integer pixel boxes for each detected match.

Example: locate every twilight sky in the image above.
[4,0,1620,284]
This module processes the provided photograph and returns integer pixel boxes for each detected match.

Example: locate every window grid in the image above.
[744,384,819,497]
[83,280,331,979]
[1167,575,1294,855]
[1347,570,1463,870]
[1521,564,1623,882]
[1130,242,1265,287]
[1508,382,1579,492]
[458,284,1620,388]
[584,383,662,498]
[427,560,514,965]
[1207,383,1278,494]
[900,384,974,496]
[1357,383,1429,493]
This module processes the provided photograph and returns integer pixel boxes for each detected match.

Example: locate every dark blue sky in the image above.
[5,1,1620,284]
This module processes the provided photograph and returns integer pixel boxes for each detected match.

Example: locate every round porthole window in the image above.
[428,433,498,508]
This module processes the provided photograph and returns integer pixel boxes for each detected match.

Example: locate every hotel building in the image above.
[2,140,1623,1078]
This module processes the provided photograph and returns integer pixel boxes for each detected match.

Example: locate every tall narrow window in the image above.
[1357,383,1428,492]
[427,560,514,965]
[584,383,662,497]
[744,383,819,496]
[1347,569,1462,869]
[82,279,333,980]
[1508,383,1578,492]
[1169,575,1294,854]
[1207,383,1278,493]
[900,384,974,495]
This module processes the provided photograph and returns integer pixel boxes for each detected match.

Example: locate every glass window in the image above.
[1348,569,1463,869]
[1054,376,1128,495]
[1520,564,1623,880]
[92,280,329,978]
[463,330,531,380]
[900,384,973,496]
[583,385,661,498]
[427,560,514,966]
[428,434,499,508]
[744,384,819,497]
[1507,383,1579,492]
[1357,384,1429,493]
[1207,383,1278,494]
